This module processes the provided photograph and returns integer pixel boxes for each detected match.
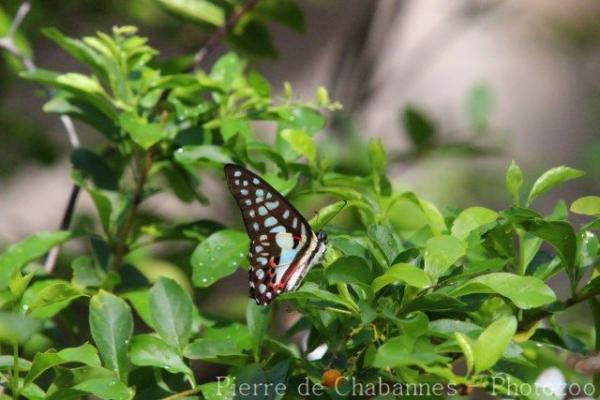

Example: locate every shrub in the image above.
[0,4,599,400]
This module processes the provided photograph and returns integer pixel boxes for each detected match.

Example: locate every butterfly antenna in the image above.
[316,200,348,230]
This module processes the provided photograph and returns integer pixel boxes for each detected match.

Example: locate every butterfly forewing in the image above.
[224,164,323,305]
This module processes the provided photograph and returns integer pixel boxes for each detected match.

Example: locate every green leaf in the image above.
[129,334,192,376]
[451,207,498,240]
[278,106,325,134]
[454,332,475,376]
[0,312,42,344]
[229,19,277,58]
[280,129,316,165]
[527,166,584,206]
[149,277,193,351]
[154,0,225,26]
[467,84,493,133]
[254,0,305,32]
[520,220,577,275]
[280,282,357,311]
[373,336,447,368]
[25,343,101,386]
[220,117,252,141]
[474,316,517,373]
[0,231,73,290]
[26,282,87,319]
[211,52,245,89]
[192,229,249,287]
[184,338,249,365]
[373,263,431,292]
[451,272,556,309]
[571,196,600,217]
[0,356,32,371]
[246,301,271,357]
[121,289,152,327]
[89,291,133,383]
[119,112,164,149]
[424,235,466,281]
[71,148,118,190]
[175,145,234,165]
[506,160,523,206]
[49,366,132,400]
[325,256,372,286]
[402,105,436,149]
[368,138,386,174]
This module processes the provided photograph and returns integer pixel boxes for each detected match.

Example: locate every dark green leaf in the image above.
[246,301,271,357]
[0,312,42,344]
[402,105,436,149]
[451,272,556,309]
[71,148,118,190]
[373,263,431,292]
[325,256,372,286]
[129,334,192,376]
[25,343,101,386]
[89,290,133,383]
[149,278,193,351]
[26,281,87,319]
[192,229,249,287]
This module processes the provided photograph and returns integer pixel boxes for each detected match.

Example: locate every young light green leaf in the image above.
[368,138,386,174]
[451,206,498,240]
[474,316,517,373]
[119,112,164,149]
[0,231,74,290]
[424,235,466,281]
[454,332,475,376]
[25,343,101,386]
[527,166,584,206]
[192,229,249,288]
[280,129,316,165]
[26,281,87,319]
[149,278,193,351]
[154,0,225,26]
[175,145,234,165]
[372,263,431,292]
[129,334,192,376]
[451,272,556,309]
[506,160,523,206]
[220,117,252,141]
[89,291,133,383]
[570,196,600,217]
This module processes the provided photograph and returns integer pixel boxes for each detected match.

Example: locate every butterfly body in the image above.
[224,164,328,305]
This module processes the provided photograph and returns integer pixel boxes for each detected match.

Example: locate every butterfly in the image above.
[224,164,328,305]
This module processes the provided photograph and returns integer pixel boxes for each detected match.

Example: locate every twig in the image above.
[161,386,202,400]
[111,151,153,271]
[0,2,83,273]
[192,0,260,69]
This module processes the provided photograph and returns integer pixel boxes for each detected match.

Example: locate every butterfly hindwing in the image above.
[224,164,326,305]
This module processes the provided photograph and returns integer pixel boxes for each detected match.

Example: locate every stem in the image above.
[516,229,526,275]
[11,343,19,397]
[111,151,153,271]
[161,386,202,400]
[191,0,260,69]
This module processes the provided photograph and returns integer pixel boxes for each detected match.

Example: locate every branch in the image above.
[111,151,153,272]
[0,2,83,273]
[191,0,260,69]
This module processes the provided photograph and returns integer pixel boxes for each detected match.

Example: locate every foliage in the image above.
[0,3,599,400]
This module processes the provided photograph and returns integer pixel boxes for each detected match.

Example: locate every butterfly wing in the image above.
[224,164,324,304]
